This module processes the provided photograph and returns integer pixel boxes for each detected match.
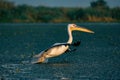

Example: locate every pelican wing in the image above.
[43,43,70,52]
[72,41,81,47]
[51,43,70,48]
[31,43,71,64]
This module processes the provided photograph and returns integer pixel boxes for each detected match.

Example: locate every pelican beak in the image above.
[71,26,94,33]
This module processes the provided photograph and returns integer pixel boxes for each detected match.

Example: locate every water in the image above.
[0,23,120,80]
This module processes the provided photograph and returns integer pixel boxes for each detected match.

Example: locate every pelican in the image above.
[31,24,94,64]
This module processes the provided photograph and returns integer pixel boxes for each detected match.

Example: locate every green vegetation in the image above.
[0,0,120,23]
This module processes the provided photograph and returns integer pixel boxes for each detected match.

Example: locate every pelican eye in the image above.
[73,24,77,27]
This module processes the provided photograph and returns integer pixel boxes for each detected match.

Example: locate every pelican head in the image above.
[68,24,94,33]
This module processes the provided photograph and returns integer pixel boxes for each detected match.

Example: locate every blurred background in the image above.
[0,0,120,23]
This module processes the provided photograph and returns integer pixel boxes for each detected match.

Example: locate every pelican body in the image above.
[31,24,94,64]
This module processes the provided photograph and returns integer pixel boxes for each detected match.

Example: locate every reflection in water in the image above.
[1,63,92,79]
[1,64,32,79]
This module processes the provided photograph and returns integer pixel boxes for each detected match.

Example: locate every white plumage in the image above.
[31,24,94,64]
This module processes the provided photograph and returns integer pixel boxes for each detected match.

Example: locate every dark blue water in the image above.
[0,23,120,80]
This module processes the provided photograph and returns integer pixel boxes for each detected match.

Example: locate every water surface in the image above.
[0,23,120,79]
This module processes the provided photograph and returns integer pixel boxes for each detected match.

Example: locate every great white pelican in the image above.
[31,24,94,64]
